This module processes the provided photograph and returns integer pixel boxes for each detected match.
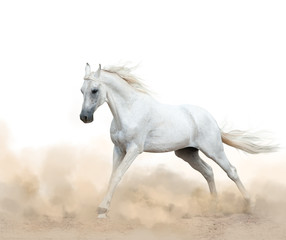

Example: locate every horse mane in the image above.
[103,64,151,94]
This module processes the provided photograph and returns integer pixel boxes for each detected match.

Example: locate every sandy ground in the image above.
[0,123,286,239]
[0,201,286,240]
[1,168,286,240]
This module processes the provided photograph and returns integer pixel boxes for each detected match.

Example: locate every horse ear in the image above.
[85,63,91,77]
[94,64,101,78]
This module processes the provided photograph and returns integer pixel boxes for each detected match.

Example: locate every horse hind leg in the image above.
[175,147,217,197]
[201,146,251,205]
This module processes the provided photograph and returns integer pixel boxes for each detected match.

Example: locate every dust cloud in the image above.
[0,122,286,239]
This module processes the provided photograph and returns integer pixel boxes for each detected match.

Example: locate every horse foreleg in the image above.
[98,146,124,218]
[97,145,140,218]
[111,146,125,177]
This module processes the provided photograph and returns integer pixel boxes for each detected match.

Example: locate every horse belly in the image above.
[144,124,196,153]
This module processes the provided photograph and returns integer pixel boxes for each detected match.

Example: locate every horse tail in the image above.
[221,129,279,154]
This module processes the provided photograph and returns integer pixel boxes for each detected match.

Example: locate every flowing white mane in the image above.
[103,65,151,94]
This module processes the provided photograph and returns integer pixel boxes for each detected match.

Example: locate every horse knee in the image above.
[202,165,214,181]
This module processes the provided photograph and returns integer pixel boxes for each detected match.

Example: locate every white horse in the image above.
[80,64,277,218]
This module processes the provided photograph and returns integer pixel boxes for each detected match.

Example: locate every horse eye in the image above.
[91,89,98,94]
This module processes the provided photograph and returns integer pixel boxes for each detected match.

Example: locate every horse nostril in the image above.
[80,112,93,123]
[80,113,88,122]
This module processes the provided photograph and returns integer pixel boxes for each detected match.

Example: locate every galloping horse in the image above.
[80,64,277,218]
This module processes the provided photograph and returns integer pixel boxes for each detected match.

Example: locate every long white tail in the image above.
[221,129,279,154]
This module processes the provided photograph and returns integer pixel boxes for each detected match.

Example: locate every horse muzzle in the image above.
[80,111,94,123]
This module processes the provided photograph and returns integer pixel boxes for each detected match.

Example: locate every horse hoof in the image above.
[97,213,107,219]
[243,198,254,214]
[97,207,108,219]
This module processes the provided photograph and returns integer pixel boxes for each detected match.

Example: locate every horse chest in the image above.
[110,124,138,148]
[110,130,125,146]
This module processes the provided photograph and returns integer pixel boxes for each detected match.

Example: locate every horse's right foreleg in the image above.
[111,146,125,175]
[97,144,139,218]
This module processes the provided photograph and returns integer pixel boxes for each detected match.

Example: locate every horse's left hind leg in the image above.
[175,147,217,197]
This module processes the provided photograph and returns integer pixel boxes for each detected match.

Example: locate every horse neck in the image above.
[103,73,141,128]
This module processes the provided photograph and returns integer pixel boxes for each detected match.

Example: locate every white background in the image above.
[0,0,285,150]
